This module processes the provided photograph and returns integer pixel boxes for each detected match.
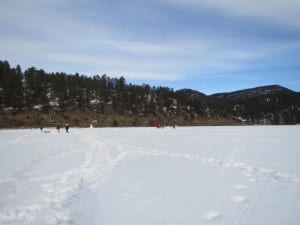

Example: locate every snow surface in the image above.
[0,126,299,225]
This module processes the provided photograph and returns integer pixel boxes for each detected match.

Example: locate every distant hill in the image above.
[1,60,299,127]
[210,85,298,101]
[175,89,207,100]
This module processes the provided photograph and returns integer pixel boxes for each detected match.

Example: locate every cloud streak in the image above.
[164,0,300,29]
[0,0,299,93]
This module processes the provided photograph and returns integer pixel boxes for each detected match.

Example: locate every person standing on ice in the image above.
[56,124,60,133]
[65,124,69,133]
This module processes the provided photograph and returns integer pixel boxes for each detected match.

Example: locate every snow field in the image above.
[0,126,299,225]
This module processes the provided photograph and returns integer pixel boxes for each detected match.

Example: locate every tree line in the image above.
[0,60,178,115]
[1,60,299,125]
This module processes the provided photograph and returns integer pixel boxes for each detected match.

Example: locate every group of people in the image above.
[40,124,70,133]
[55,124,69,133]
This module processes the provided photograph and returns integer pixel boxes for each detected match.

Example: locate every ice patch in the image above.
[204,211,222,221]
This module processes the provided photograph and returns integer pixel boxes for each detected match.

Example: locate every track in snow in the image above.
[0,126,299,225]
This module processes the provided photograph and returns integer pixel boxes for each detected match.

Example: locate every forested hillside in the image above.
[1,60,299,127]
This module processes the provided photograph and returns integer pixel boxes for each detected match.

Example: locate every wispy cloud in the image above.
[0,0,299,92]
[164,0,300,29]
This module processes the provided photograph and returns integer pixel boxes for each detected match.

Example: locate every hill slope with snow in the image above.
[210,84,298,101]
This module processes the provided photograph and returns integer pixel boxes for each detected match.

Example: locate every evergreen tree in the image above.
[0,61,23,109]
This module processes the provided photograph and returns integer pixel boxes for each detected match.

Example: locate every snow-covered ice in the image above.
[0,125,300,225]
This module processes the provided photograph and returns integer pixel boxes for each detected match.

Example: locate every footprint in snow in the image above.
[232,195,248,203]
[204,211,222,221]
[234,185,248,190]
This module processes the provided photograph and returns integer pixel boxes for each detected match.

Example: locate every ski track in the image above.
[106,140,299,225]
[127,145,299,185]
[204,211,222,221]
[0,133,128,225]
[0,129,299,225]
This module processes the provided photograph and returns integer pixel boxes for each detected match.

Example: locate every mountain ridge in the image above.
[1,60,299,127]
[208,84,298,101]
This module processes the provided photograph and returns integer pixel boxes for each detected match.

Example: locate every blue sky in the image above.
[0,0,299,94]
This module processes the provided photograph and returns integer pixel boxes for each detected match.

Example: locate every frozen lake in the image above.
[0,126,299,225]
